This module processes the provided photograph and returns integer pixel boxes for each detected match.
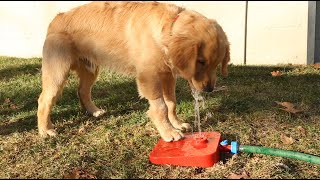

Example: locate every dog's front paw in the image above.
[92,109,106,117]
[39,128,57,138]
[160,129,184,142]
[173,122,192,132]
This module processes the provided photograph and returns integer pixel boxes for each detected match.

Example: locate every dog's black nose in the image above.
[204,84,214,92]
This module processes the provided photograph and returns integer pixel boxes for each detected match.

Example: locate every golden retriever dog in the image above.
[37,1,230,142]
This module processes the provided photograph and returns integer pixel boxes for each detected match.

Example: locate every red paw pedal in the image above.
[149,132,221,167]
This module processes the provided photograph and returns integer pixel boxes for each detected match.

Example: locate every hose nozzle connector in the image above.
[231,141,239,154]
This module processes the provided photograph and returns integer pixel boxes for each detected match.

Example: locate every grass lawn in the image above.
[0,56,319,178]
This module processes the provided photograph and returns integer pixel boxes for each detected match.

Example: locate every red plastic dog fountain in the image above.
[150,131,320,167]
[149,132,224,167]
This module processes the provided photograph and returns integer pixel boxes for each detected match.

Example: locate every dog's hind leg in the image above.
[75,61,105,117]
[37,33,74,137]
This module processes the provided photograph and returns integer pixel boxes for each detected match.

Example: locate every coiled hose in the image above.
[239,145,320,165]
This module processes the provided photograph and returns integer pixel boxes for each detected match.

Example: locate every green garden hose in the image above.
[239,145,320,165]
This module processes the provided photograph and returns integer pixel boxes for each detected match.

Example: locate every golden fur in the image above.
[37,1,230,142]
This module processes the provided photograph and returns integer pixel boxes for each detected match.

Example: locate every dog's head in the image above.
[164,11,230,92]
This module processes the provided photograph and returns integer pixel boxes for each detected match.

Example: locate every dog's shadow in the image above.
[0,115,37,136]
[2,65,319,136]
[0,58,41,81]
[0,72,194,136]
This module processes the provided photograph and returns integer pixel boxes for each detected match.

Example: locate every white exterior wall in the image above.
[0,1,90,57]
[246,1,309,65]
[0,1,310,65]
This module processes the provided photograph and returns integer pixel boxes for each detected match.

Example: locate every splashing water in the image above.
[191,89,205,135]
[191,86,226,136]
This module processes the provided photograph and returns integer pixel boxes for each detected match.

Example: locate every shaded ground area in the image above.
[0,56,319,178]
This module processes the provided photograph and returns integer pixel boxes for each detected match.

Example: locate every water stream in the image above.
[191,89,205,136]
[191,86,226,136]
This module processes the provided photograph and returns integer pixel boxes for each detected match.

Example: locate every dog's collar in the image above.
[170,14,181,36]
[172,15,179,26]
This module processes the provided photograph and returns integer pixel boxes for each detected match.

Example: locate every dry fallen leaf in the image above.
[280,133,295,145]
[271,70,282,76]
[63,168,80,179]
[227,170,250,179]
[63,168,96,179]
[275,101,303,114]
[4,98,11,104]
[297,126,306,136]
[10,104,18,110]
[3,98,18,110]
[312,64,320,69]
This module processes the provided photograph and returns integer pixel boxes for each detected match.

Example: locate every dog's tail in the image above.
[221,44,230,77]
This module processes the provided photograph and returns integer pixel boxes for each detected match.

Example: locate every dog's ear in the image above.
[166,36,199,79]
[209,19,230,77]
